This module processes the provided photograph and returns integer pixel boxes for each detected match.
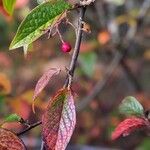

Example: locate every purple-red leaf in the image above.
[42,88,76,150]
[33,68,60,101]
[0,128,26,150]
[111,117,147,140]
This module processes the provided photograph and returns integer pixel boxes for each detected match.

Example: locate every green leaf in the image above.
[79,52,97,77]
[9,0,72,53]
[2,0,16,15]
[119,96,144,117]
[3,113,22,123]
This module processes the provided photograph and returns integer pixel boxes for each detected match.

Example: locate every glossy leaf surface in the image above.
[10,0,72,53]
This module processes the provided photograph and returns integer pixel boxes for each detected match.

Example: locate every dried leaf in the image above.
[111,117,147,140]
[42,88,76,150]
[33,68,60,101]
[0,128,26,150]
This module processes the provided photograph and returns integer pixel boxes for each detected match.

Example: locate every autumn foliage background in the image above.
[0,0,150,149]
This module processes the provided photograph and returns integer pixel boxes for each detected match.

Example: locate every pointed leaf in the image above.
[33,68,61,101]
[9,0,72,51]
[0,128,26,149]
[42,88,76,150]
[111,117,147,140]
[119,96,144,117]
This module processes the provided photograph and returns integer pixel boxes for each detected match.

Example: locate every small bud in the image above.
[61,42,72,53]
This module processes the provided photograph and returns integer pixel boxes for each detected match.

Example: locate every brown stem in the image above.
[17,6,87,136]
[17,121,42,136]
[64,6,86,87]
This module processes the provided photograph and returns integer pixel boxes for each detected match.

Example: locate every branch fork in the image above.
[17,6,87,136]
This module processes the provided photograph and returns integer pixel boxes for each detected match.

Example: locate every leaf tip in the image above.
[9,43,15,50]
[9,40,18,51]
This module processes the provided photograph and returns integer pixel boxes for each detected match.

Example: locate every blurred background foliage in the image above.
[0,0,150,149]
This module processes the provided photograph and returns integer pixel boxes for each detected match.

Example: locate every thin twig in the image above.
[17,121,42,136]
[64,6,87,87]
[17,6,87,136]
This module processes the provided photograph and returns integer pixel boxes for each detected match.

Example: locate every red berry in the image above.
[61,42,72,53]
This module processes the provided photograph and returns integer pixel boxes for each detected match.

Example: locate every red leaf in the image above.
[32,68,60,111]
[111,117,147,140]
[42,88,76,150]
[0,128,26,149]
